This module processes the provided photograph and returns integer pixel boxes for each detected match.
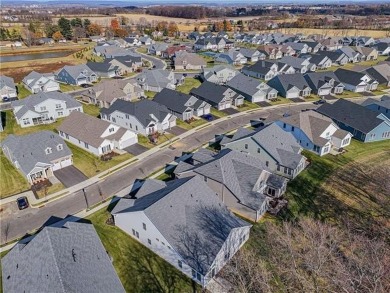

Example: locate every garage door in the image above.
[197,108,204,116]
[170,119,176,127]
[286,92,297,99]
[52,158,72,171]
[119,137,138,149]
[225,102,231,108]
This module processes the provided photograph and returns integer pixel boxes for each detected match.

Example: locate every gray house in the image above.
[153,88,211,120]
[56,65,98,85]
[148,43,169,56]
[241,60,280,80]
[334,68,378,92]
[226,73,278,102]
[22,71,60,93]
[1,221,125,293]
[190,81,244,110]
[1,131,73,184]
[201,65,238,84]
[303,71,345,96]
[11,91,83,127]
[111,176,251,287]
[136,69,176,92]
[238,48,265,62]
[220,123,307,179]
[361,96,390,119]
[175,149,288,222]
[0,75,17,100]
[100,99,177,136]
[337,47,361,63]
[316,51,349,66]
[362,64,390,87]
[267,73,312,99]
[86,61,120,78]
[302,54,332,70]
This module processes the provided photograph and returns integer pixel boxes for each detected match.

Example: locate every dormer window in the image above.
[57,144,63,151]
[109,127,114,133]
[55,104,61,109]
[45,147,52,154]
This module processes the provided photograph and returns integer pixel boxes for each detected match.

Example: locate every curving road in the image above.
[0,103,317,244]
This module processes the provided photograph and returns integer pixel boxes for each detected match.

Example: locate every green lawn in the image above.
[86,206,196,292]
[81,102,100,118]
[270,97,292,105]
[35,183,65,199]
[210,108,228,118]
[66,142,133,178]
[0,151,30,198]
[176,78,201,94]
[237,100,260,112]
[137,47,148,54]
[137,133,176,149]
[0,111,63,142]
[16,84,31,99]
[336,91,363,99]
[144,91,156,99]
[304,95,320,102]
[176,118,206,130]
[59,83,83,92]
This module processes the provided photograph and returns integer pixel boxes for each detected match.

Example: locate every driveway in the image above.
[123,143,150,156]
[53,166,88,188]
[167,126,187,136]
[323,94,338,101]
[221,108,239,115]
[290,98,305,103]
[256,101,272,107]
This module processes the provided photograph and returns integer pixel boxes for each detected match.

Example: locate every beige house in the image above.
[174,51,206,70]
[354,46,378,61]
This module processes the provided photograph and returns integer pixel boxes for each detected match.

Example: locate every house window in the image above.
[148,239,151,245]
[197,273,202,281]
[22,118,30,125]
[266,161,269,167]
[84,142,89,149]
[283,123,286,129]
[136,231,139,238]
[125,114,130,119]
[57,112,63,116]
[40,106,46,111]
[291,126,295,132]
[55,104,61,109]
[268,188,276,196]
[45,147,52,154]
[57,144,63,151]
[191,269,196,278]
[65,134,69,139]
[112,118,116,123]
[277,165,281,171]
[370,133,376,140]
[257,148,261,153]
[132,229,136,236]
[156,238,159,242]
[143,223,146,230]
[178,260,182,269]
[135,126,138,131]
[130,123,132,128]
[109,128,114,133]
[244,144,248,149]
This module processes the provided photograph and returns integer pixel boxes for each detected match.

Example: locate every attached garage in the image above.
[52,157,73,171]
[119,136,138,149]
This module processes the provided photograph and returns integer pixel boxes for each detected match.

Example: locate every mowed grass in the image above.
[66,142,133,178]
[0,151,30,198]
[237,100,260,112]
[59,83,83,92]
[16,84,31,99]
[283,139,390,226]
[86,206,196,292]
[176,78,201,94]
[270,97,292,105]
[137,133,176,149]
[210,107,228,118]
[176,118,207,130]
[81,102,101,118]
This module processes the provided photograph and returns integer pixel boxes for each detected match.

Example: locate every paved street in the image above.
[0,103,317,244]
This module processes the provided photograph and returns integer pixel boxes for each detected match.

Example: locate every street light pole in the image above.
[82,188,89,210]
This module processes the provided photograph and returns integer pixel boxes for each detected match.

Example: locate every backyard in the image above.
[16,84,31,99]
[176,78,201,94]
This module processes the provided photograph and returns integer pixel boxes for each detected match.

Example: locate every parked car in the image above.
[2,97,10,102]
[313,99,326,105]
[202,114,213,121]
[17,196,29,210]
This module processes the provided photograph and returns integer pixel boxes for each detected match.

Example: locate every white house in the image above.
[100,99,176,136]
[58,111,138,156]
[276,110,353,156]
[11,92,83,128]
[22,71,60,93]
[0,75,17,100]
[1,131,73,184]
[111,176,252,287]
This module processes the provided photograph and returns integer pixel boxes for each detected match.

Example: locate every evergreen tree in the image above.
[58,17,73,39]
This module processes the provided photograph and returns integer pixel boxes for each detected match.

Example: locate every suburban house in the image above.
[241,60,281,81]
[58,111,137,156]
[215,50,247,65]
[257,45,283,59]
[374,42,390,56]
[316,51,349,66]
[136,69,176,92]
[11,92,83,128]
[173,51,206,70]
[354,46,378,61]
[193,37,228,51]
[100,99,177,135]
[22,71,60,93]
[303,71,345,96]
[226,73,278,102]
[300,41,323,53]
[361,96,390,119]
[276,110,352,156]
[319,37,343,51]
[352,36,375,47]
[139,36,153,45]
[148,43,169,56]
[316,99,390,142]
[86,61,120,78]
[279,56,316,73]
[284,42,311,54]
[82,79,144,108]
[123,37,141,47]
[1,131,73,184]
[220,123,307,179]
[302,54,332,70]
[201,65,238,84]
[111,176,251,287]
[0,75,17,100]
[238,48,265,62]
[162,45,189,59]
[267,73,312,99]
[104,56,141,75]
[153,88,211,120]
[175,149,288,222]
[337,47,361,63]
[334,68,378,92]
[56,65,98,85]
[362,64,390,87]
[1,222,125,293]
[190,81,244,110]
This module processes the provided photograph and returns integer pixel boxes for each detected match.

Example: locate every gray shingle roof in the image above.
[1,222,125,293]
[86,61,118,73]
[303,71,343,91]
[268,73,311,92]
[153,88,192,114]
[11,91,81,119]
[136,69,174,89]
[190,81,241,104]
[112,176,250,274]
[334,68,375,86]
[1,131,72,176]
[0,75,15,90]
[316,99,388,134]
[226,73,271,96]
[101,99,171,127]
[58,64,96,79]
[191,148,217,164]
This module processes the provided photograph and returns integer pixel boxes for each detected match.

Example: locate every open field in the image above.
[270,27,390,38]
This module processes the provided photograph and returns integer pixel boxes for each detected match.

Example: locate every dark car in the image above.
[2,97,10,102]
[313,99,326,105]
[202,114,213,121]
[17,196,29,210]
[81,84,92,88]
